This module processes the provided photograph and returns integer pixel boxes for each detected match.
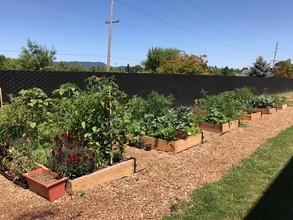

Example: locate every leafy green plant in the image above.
[197,88,255,121]
[251,96,275,108]
[65,76,128,165]
[270,95,287,106]
[233,87,255,109]
[204,108,230,124]
[2,137,37,181]
[198,93,233,120]
[144,106,201,141]
[0,76,132,181]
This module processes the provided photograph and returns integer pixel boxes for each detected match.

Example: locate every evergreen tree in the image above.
[249,56,271,77]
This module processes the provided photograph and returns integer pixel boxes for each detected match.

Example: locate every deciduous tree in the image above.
[19,39,56,71]
[273,59,293,78]
[143,47,181,73]
[157,53,211,75]
[0,55,20,70]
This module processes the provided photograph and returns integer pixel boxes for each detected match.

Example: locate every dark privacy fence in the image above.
[1,70,293,105]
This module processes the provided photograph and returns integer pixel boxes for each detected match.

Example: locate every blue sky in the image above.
[0,0,292,69]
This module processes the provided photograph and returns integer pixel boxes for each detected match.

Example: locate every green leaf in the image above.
[29,122,37,128]
[81,121,86,129]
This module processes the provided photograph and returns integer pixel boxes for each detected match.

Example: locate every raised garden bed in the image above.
[276,104,288,110]
[252,108,276,114]
[67,158,136,191]
[240,112,262,121]
[199,120,239,133]
[141,133,203,154]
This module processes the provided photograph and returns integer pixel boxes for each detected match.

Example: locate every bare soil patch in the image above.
[1,108,293,220]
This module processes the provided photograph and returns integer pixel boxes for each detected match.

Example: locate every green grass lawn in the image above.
[164,125,293,220]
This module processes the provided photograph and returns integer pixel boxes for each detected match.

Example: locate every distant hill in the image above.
[55,61,106,69]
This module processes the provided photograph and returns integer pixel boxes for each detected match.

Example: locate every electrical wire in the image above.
[183,0,276,42]
[154,0,269,48]
[116,0,268,53]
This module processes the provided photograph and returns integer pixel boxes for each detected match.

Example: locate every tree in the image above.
[156,52,211,75]
[19,39,56,71]
[273,59,293,78]
[125,64,144,73]
[143,47,181,72]
[0,55,20,70]
[212,66,241,76]
[249,56,271,77]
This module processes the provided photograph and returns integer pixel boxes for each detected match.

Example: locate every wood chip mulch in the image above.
[1,108,293,220]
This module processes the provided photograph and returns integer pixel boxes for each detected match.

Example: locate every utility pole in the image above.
[105,0,119,72]
[272,42,278,68]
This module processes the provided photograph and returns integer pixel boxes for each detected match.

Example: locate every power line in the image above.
[183,0,275,42]
[116,0,267,53]
[154,0,268,48]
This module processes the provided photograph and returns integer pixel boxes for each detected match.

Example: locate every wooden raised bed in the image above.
[67,158,136,191]
[199,120,239,133]
[276,104,288,110]
[240,112,262,121]
[251,108,276,114]
[141,133,203,154]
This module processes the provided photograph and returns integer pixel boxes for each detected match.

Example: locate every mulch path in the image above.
[1,108,293,220]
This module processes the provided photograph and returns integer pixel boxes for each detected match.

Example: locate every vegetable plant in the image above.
[270,95,287,106]
[0,76,130,180]
[251,96,275,108]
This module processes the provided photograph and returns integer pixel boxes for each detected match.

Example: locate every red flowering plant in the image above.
[48,130,97,179]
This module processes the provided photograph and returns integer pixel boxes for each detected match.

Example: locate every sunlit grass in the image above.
[164,125,293,220]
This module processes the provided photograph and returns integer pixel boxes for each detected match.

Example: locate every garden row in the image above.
[0,76,288,202]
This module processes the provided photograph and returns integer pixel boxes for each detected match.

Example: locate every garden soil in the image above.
[1,108,293,220]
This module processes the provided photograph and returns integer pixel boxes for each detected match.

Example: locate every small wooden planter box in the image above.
[252,108,276,114]
[240,112,262,121]
[276,104,288,110]
[67,158,136,191]
[199,120,239,133]
[142,133,203,154]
